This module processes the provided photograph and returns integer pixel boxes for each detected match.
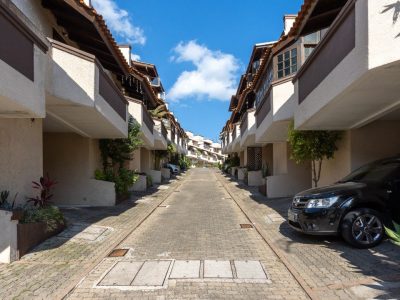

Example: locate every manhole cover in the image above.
[240,224,253,229]
[108,249,128,257]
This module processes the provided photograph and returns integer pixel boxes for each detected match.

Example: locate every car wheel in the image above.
[341,208,384,249]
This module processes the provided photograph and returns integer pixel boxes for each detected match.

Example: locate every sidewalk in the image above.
[0,177,183,300]
[216,171,400,300]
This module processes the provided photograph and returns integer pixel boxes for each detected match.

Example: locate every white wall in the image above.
[0,118,43,205]
[0,211,18,263]
[43,133,115,206]
[368,0,400,69]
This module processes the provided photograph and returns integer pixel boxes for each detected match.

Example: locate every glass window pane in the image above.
[278,54,283,62]
[291,65,297,73]
[291,48,297,57]
[278,62,283,70]
[284,51,290,60]
[291,57,297,65]
[284,68,290,76]
[304,32,319,43]
[278,70,283,78]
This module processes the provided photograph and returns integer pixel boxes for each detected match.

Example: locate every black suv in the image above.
[288,157,400,248]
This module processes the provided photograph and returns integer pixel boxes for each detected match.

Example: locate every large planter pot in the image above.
[130,175,147,192]
[148,170,162,184]
[247,170,263,187]
[0,210,18,263]
[237,168,247,181]
[258,178,267,196]
[17,222,65,258]
[161,168,171,180]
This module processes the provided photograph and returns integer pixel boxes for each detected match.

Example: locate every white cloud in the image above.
[91,0,146,45]
[168,40,240,101]
[131,53,141,61]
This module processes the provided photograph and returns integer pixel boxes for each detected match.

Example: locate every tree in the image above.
[149,105,169,119]
[288,122,342,187]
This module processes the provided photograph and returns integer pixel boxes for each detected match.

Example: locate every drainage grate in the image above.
[108,249,128,257]
[240,224,253,229]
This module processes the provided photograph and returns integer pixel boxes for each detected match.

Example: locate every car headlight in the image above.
[306,196,339,208]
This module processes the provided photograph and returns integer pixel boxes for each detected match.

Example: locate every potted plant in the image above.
[18,175,65,257]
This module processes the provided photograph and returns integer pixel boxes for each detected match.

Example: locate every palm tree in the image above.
[149,105,169,119]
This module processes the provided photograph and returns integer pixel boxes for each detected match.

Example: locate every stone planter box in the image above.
[247,170,263,187]
[131,174,147,192]
[258,178,267,196]
[0,210,18,263]
[17,222,65,258]
[237,168,247,181]
[231,167,238,178]
[161,168,171,180]
[148,170,162,184]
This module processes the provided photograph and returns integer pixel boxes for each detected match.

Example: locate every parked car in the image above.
[165,163,179,175]
[288,157,400,248]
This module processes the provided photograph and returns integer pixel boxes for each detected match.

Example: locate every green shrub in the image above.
[21,206,64,232]
[95,168,138,198]
[385,222,400,246]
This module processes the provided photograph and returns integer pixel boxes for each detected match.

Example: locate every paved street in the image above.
[1,168,400,299]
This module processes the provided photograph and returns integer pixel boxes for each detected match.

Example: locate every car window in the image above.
[341,161,400,183]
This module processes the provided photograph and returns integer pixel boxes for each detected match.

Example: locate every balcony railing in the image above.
[255,90,272,128]
[98,66,127,119]
[142,105,154,133]
[240,112,248,137]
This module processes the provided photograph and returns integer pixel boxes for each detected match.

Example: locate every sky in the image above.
[92,0,303,142]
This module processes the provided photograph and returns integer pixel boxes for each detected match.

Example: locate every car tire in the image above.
[341,208,384,249]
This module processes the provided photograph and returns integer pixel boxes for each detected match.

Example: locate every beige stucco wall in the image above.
[267,142,311,198]
[0,118,43,205]
[319,121,400,187]
[140,148,152,173]
[273,142,288,175]
[318,131,352,187]
[262,144,273,175]
[43,133,115,206]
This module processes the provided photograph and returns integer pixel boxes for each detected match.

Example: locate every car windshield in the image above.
[340,161,400,183]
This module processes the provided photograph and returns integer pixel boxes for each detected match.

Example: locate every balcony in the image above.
[231,123,241,152]
[46,40,128,138]
[0,4,48,118]
[240,109,256,148]
[153,119,167,150]
[127,97,154,148]
[294,0,400,130]
[255,78,295,143]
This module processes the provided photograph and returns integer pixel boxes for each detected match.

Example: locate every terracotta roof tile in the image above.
[75,0,131,74]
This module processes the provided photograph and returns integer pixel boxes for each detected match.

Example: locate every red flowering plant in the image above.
[27,175,57,208]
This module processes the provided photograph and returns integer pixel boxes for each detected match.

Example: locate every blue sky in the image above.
[92,0,303,142]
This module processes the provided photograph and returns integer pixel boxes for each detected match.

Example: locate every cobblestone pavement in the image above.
[0,176,183,300]
[216,172,400,300]
[3,168,399,300]
[66,168,308,300]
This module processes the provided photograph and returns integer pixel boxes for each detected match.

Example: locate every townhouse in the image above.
[291,0,400,186]
[0,0,189,206]
[222,0,400,198]
[187,132,225,167]
[1,0,129,206]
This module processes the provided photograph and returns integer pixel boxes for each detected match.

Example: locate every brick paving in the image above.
[2,168,399,299]
[66,168,308,300]
[0,177,183,300]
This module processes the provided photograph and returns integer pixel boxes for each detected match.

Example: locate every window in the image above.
[302,29,327,61]
[277,48,297,79]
